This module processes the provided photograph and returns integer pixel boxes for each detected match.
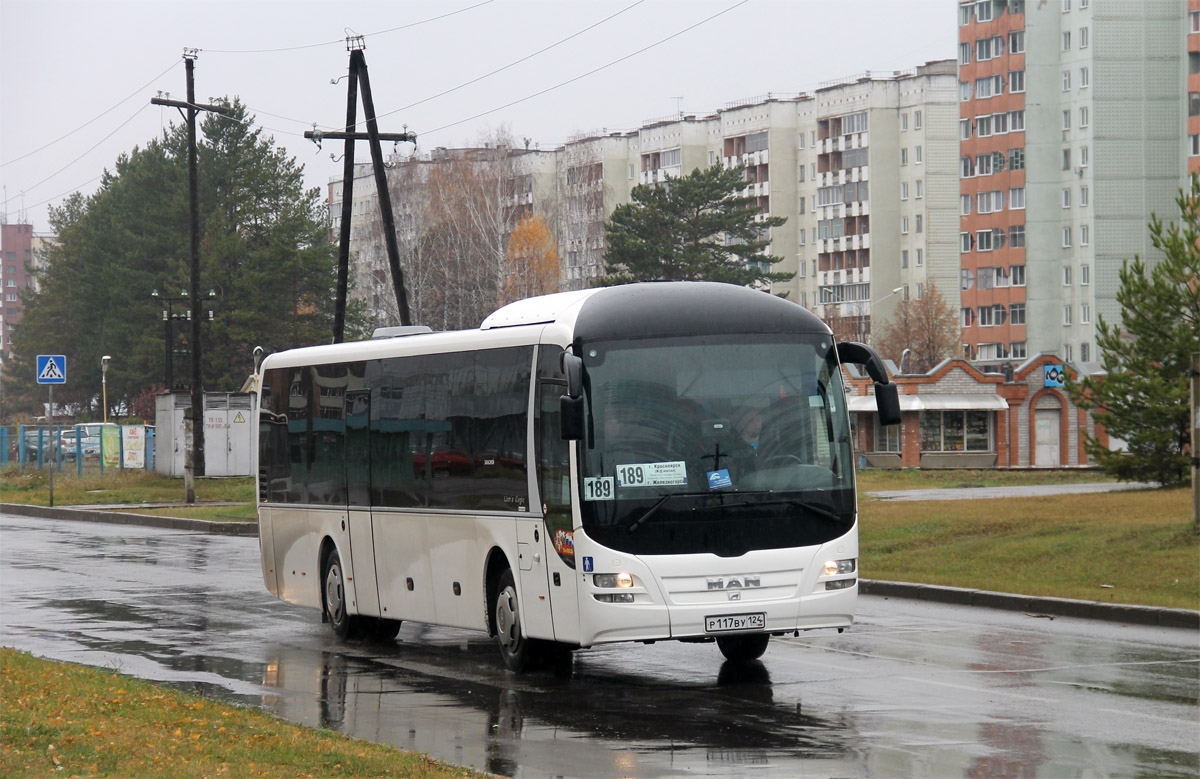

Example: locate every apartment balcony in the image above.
[639,169,669,186]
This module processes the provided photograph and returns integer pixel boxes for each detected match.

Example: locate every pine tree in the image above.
[597,164,792,288]
[1068,178,1200,487]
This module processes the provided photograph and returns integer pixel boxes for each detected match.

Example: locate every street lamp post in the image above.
[101,355,111,423]
[863,286,904,344]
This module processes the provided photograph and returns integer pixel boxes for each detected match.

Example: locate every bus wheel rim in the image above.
[496,586,520,651]
[326,563,344,623]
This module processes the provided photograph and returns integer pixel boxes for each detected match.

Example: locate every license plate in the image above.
[704,613,765,633]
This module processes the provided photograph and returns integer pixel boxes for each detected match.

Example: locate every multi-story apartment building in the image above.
[0,223,42,361]
[808,62,960,340]
[329,61,959,340]
[1188,0,1200,174]
[958,0,1188,370]
[557,132,635,290]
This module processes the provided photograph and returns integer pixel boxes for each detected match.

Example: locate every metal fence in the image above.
[1,424,155,474]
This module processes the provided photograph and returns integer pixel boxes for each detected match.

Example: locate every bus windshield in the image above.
[577,333,855,557]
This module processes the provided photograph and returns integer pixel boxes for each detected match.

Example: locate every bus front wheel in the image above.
[716,633,770,662]
[494,569,530,671]
[323,548,360,640]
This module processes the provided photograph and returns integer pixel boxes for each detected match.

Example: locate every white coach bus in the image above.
[256,282,899,670]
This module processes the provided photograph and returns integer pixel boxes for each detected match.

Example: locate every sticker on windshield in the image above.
[707,469,733,490]
[616,461,688,487]
[583,476,615,501]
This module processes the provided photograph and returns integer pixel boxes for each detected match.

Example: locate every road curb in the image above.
[860,579,1199,629]
[0,502,258,536]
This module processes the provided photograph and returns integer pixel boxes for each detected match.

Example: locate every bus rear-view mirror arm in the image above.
[836,341,901,427]
[560,352,586,440]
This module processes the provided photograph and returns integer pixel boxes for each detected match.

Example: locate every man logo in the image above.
[706,576,761,590]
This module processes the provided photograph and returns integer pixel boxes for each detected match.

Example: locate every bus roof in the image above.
[260,282,829,371]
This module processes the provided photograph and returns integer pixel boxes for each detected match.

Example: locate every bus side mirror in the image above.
[836,340,901,426]
[560,352,585,440]
[875,382,901,427]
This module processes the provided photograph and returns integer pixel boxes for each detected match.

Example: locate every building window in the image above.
[959,42,973,65]
[977,0,993,22]
[961,156,976,177]
[1063,71,1071,91]
[978,230,995,251]
[900,148,908,166]
[1010,29,1025,53]
[1081,185,1090,206]
[1062,110,1071,131]
[901,113,909,131]
[1081,264,1090,285]
[1009,224,1026,247]
[901,250,909,268]
[1193,9,1200,33]
[961,118,973,140]
[916,248,924,267]
[1063,266,1072,285]
[874,416,901,453]
[1010,187,1025,209]
[916,179,923,198]
[979,306,994,327]
[1080,26,1088,48]
[901,216,910,234]
[977,115,993,137]
[1063,305,1072,325]
[1010,303,1026,325]
[961,232,973,253]
[1012,265,1026,286]
[1009,110,1025,131]
[961,194,973,216]
[1009,70,1025,93]
[1011,342,1027,359]
[1081,304,1091,324]
[1081,225,1089,245]
[916,214,923,233]
[901,182,909,200]
[962,307,975,327]
[798,260,806,276]
[1063,227,1073,247]
[915,111,922,130]
[1063,31,1071,51]
[1080,107,1089,128]
[1080,67,1089,88]
[920,410,992,452]
[961,81,974,102]
[1009,147,1025,170]
[1081,343,1090,361]
[1062,187,1071,208]
[915,145,922,164]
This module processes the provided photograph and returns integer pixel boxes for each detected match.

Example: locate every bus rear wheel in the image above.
[323,549,361,640]
[494,569,530,671]
[716,633,770,662]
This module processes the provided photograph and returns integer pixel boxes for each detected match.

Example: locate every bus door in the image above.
[344,391,381,618]
[535,378,580,643]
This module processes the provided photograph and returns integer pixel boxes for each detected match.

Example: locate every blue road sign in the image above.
[36,355,67,384]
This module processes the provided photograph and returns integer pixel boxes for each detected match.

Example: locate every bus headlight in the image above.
[594,572,635,588]
[823,558,856,577]
[594,593,636,603]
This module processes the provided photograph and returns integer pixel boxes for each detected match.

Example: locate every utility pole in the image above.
[306,37,416,338]
[151,49,229,484]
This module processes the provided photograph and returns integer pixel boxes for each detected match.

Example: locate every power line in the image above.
[201,0,497,54]
[370,0,646,125]
[0,60,179,168]
[17,103,153,199]
[420,0,749,139]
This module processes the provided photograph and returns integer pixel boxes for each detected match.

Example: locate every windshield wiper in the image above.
[626,491,713,534]
[712,496,846,524]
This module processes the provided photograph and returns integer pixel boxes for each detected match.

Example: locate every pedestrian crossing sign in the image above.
[36,355,67,384]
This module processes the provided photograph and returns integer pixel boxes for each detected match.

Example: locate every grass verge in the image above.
[859,487,1198,610]
[131,504,258,521]
[0,469,254,507]
[856,467,1115,492]
[0,648,484,778]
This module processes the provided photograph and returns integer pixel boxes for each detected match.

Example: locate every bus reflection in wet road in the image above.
[2,514,1197,778]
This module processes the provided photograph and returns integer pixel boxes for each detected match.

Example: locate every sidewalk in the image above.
[2,497,1196,630]
[866,480,1156,502]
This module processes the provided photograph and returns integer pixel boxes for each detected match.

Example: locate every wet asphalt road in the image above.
[2,512,1198,778]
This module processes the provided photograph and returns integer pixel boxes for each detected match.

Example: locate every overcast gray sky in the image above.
[1,0,955,232]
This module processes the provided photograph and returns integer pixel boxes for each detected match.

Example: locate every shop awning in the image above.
[847,393,1009,413]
